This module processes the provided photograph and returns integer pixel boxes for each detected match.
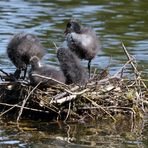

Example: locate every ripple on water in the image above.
[0,1,147,146]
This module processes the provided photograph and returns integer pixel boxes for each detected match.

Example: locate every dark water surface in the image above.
[0,0,147,147]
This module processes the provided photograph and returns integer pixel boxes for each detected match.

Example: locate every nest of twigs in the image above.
[0,44,147,122]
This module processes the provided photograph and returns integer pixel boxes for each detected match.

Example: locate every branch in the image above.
[83,96,116,122]
[121,43,147,89]
[17,82,41,123]
[50,94,77,104]
[0,102,50,114]
[32,73,68,87]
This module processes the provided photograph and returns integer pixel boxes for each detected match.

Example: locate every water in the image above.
[0,0,147,147]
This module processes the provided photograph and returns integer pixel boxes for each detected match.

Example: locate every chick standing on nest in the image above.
[57,47,88,85]
[64,19,100,77]
[29,56,66,88]
[7,32,45,79]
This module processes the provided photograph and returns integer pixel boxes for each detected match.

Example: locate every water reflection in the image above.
[0,0,147,147]
[0,117,147,147]
[0,0,147,75]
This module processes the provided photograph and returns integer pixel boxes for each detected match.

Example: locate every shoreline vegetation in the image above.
[0,43,147,124]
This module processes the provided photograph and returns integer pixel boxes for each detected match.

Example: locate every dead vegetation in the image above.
[0,43,147,123]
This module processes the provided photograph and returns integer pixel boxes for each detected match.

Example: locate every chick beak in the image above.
[64,29,67,35]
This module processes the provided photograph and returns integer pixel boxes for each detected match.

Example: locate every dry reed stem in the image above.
[17,82,41,123]
[50,94,77,104]
[64,88,90,95]
[32,73,68,87]
[0,102,50,113]
[122,43,147,89]
[53,42,58,52]
[0,104,18,117]
[83,95,116,122]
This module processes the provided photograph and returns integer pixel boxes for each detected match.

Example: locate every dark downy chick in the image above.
[7,32,45,79]
[65,19,100,77]
[29,56,66,88]
[57,47,88,85]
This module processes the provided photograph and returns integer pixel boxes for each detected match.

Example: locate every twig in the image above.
[121,43,147,89]
[53,86,79,100]
[0,69,11,77]
[33,98,59,114]
[106,106,136,114]
[113,59,132,77]
[83,96,116,122]
[17,82,41,123]
[0,102,50,114]
[64,88,89,95]
[53,42,58,52]
[51,94,77,104]
[64,102,71,122]
[0,104,18,117]
[92,68,97,79]
[88,76,121,86]
[32,73,68,87]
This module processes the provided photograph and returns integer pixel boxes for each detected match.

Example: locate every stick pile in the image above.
[0,44,147,122]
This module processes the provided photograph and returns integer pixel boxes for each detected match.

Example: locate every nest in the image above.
[0,44,147,123]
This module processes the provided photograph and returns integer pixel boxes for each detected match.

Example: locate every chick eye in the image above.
[67,22,71,28]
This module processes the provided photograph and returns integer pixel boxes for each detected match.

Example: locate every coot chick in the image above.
[7,32,45,79]
[57,47,88,85]
[29,56,66,88]
[64,19,100,77]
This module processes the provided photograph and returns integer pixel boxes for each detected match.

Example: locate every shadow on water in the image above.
[0,0,147,147]
[0,115,147,147]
